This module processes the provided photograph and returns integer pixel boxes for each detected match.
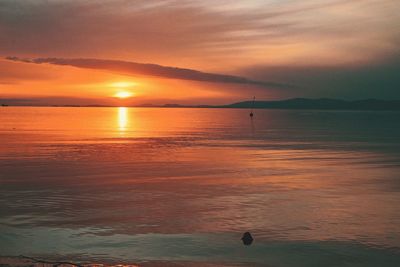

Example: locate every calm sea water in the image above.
[1,107,400,266]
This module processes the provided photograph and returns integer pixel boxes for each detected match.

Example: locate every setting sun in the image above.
[114,91,133,99]
[1,1,400,266]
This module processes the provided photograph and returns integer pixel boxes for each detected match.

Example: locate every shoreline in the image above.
[0,256,246,267]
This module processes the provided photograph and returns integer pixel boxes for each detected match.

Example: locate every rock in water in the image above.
[241,232,254,245]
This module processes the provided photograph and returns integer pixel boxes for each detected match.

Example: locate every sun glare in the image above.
[114,91,133,99]
[110,81,136,88]
[110,81,135,99]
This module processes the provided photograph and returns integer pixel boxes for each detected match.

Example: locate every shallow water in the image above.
[1,107,400,266]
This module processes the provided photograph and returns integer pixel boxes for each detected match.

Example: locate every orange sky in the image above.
[0,0,399,105]
[0,58,285,105]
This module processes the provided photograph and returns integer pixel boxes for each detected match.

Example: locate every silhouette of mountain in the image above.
[223,98,400,110]
[1,98,399,110]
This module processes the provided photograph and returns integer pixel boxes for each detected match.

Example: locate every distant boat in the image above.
[1,104,9,107]
[249,96,255,117]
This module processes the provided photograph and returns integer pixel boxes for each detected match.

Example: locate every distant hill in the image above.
[222,98,400,111]
[2,98,399,110]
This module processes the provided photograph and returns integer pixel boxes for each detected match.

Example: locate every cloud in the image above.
[240,58,400,99]
[0,0,399,69]
[0,58,58,83]
[1,0,400,100]
[6,56,292,88]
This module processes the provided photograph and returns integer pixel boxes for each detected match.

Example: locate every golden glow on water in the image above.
[118,107,129,131]
[1,107,400,261]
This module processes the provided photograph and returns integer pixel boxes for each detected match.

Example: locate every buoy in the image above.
[249,96,255,117]
[241,232,254,245]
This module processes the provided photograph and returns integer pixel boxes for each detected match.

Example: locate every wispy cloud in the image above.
[6,56,292,88]
[1,0,400,100]
[1,0,399,68]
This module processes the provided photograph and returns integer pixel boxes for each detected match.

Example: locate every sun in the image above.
[114,91,133,99]
[109,81,136,99]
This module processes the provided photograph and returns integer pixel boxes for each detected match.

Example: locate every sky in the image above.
[0,0,399,105]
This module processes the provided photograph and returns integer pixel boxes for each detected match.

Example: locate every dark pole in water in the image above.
[250,96,255,117]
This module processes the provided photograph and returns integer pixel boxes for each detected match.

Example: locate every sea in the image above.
[1,107,400,266]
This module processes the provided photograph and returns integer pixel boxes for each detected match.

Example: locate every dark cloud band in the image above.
[6,56,292,88]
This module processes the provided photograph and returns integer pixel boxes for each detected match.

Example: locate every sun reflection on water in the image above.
[118,107,128,132]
